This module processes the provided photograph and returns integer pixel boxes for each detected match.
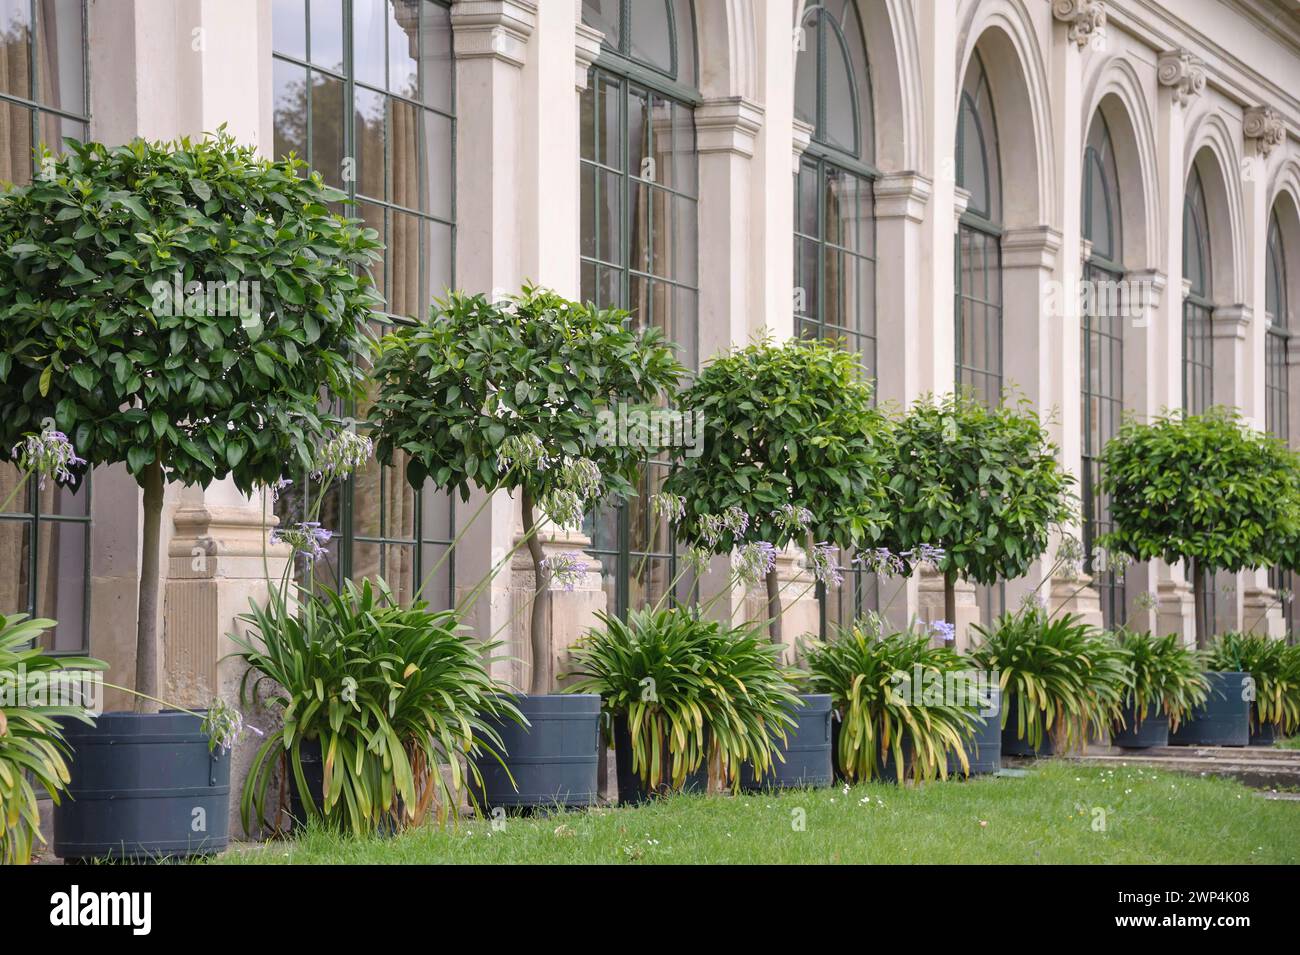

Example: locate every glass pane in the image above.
[388,0,419,98]
[794,9,818,129]
[353,0,387,89]
[0,517,27,617]
[582,0,620,51]
[310,70,345,187]
[0,100,32,184]
[354,85,385,200]
[272,0,306,59]
[628,0,672,74]
[273,58,308,162]
[424,218,451,306]
[34,519,86,652]
[823,21,856,153]
[36,110,80,157]
[0,0,32,100]
[388,95,420,207]
[671,0,695,87]
[36,0,84,115]
[310,0,344,71]
[388,207,420,318]
[419,0,453,112]
[421,109,452,220]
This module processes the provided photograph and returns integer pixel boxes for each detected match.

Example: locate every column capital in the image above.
[1211,303,1252,340]
[1157,49,1206,107]
[1051,0,1107,50]
[875,172,932,223]
[696,97,764,158]
[1080,236,1093,266]
[1125,267,1167,309]
[1244,105,1287,158]
[1181,276,1194,301]
[450,0,537,68]
[952,186,971,229]
[575,20,603,91]
[1001,225,1063,269]
[791,117,814,171]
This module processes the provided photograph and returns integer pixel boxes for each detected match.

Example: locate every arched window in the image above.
[793,0,877,635]
[1182,165,1213,415]
[1081,113,1125,627]
[1266,209,1289,439]
[955,51,1003,409]
[0,0,91,654]
[580,0,698,616]
[1266,206,1292,632]
[954,49,1004,624]
[271,0,457,606]
[1181,162,1215,635]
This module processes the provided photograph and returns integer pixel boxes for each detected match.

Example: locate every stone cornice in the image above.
[874,172,932,223]
[574,20,603,91]
[695,97,764,158]
[791,118,814,171]
[450,0,537,68]
[1001,226,1064,270]
[1212,303,1252,339]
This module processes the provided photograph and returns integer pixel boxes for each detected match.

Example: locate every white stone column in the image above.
[874,172,932,630]
[1118,267,1166,629]
[1152,50,1202,643]
[916,0,957,397]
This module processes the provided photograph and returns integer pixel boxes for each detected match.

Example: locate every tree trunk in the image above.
[765,567,783,645]
[520,489,551,696]
[1192,559,1209,650]
[943,570,957,630]
[134,458,165,711]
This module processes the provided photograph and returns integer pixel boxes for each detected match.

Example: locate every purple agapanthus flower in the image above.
[904,543,946,567]
[808,541,843,587]
[854,548,905,576]
[930,620,956,644]
[12,426,85,489]
[271,521,333,562]
[733,540,778,584]
[541,551,589,592]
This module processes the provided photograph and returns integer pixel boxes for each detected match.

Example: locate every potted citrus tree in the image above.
[660,336,890,789]
[1100,408,1299,746]
[878,390,1075,633]
[368,286,683,810]
[0,131,379,858]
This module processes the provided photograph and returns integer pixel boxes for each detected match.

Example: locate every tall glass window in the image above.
[579,0,698,617]
[1265,207,1292,633]
[1182,165,1213,415]
[955,51,1003,410]
[1181,163,1215,634]
[955,50,1004,624]
[0,0,90,653]
[793,0,877,634]
[1080,113,1125,628]
[271,0,456,606]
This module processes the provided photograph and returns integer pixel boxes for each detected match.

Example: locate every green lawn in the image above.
[215,761,1299,865]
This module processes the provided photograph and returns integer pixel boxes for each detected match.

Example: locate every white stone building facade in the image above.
[4,0,1300,712]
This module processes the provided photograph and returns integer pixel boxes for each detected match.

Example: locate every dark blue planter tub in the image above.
[613,712,710,805]
[1112,701,1170,748]
[470,693,600,813]
[999,703,1056,758]
[740,694,834,791]
[1249,706,1281,746]
[1168,672,1250,747]
[949,689,1002,776]
[53,710,230,861]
